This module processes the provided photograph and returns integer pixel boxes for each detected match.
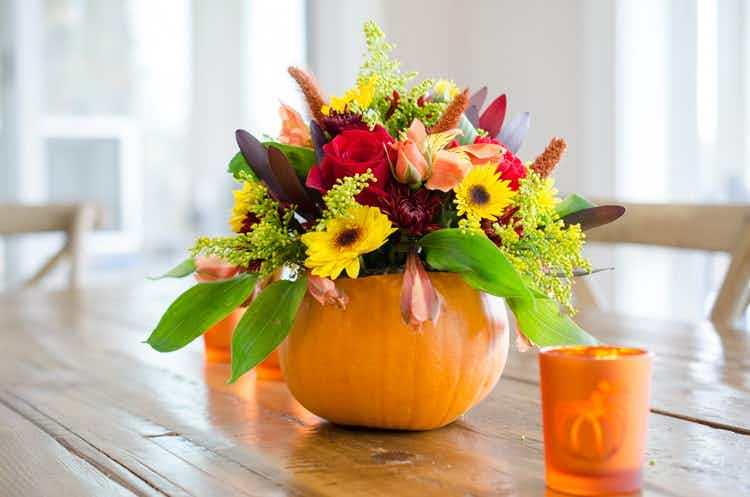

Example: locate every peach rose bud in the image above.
[400,251,442,330]
[391,139,429,186]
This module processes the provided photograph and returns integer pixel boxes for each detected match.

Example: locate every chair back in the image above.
[578,201,750,326]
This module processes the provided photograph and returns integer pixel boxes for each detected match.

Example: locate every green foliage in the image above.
[555,194,595,218]
[419,229,533,301]
[315,171,375,229]
[229,276,307,382]
[507,295,599,346]
[145,273,259,352]
[262,142,316,179]
[148,258,196,280]
[228,152,257,181]
[193,182,305,275]
[490,170,590,312]
[357,21,447,134]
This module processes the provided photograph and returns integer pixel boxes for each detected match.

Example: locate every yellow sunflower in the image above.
[321,75,377,116]
[301,206,396,279]
[229,182,256,233]
[454,163,516,221]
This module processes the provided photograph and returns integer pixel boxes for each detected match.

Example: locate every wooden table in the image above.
[1,283,749,497]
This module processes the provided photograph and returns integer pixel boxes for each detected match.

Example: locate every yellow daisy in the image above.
[229,182,256,233]
[537,177,561,209]
[454,163,516,221]
[301,206,396,279]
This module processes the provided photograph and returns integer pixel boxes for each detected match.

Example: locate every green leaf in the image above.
[146,273,259,352]
[229,276,307,383]
[419,229,533,301]
[262,142,317,179]
[455,114,479,145]
[227,151,258,181]
[555,194,595,218]
[507,295,599,346]
[148,258,196,280]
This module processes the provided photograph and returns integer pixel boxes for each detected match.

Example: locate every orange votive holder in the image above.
[539,346,653,496]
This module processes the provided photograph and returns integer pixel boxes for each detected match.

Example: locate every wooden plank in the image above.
[0,399,139,497]
[1,296,748,497]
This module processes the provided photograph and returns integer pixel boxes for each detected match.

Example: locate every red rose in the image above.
[473,135,500,145]
[306,125,394,205]
[496,148,526,191]
[469,136,526,190]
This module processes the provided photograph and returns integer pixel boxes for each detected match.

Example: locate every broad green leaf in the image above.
[146,273,259,352]
[148,258,196,280]
[507,295,599,346]
[229,276,307,383]
[455,114,478,145]
[419,229,533,301]
[262,142,317,179]
[555,194,595,218]
[227,151,259,181]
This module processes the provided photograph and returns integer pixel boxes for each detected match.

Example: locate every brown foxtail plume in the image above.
[288,66,327,123]
[530,137,567,178]
[429,88,470,134]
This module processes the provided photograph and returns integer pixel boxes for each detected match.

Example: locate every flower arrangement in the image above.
[146,22,624,383]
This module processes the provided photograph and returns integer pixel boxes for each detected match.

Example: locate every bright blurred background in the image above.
[1,0,748,322]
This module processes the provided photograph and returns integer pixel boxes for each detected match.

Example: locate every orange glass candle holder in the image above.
[539,346,652,496]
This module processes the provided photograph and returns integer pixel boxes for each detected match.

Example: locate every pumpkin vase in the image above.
[279,272,510,430]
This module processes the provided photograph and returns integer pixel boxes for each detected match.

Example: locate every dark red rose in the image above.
[379,182,443,235]
[306,125,394,206]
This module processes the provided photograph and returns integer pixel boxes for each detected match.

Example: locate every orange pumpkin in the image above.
[280,272,510,430]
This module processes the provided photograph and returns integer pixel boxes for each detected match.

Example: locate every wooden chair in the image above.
[576,202,750,327]
[0,203,102,289]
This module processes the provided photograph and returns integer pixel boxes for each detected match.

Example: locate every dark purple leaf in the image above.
[561,205,626,231]
[478,94,507,137]
[267,146,319,216]
[496,112,530,154]
[464,105,480,128]
[468,86,488,111]
[235,129,285,199]
[309,121,327,164]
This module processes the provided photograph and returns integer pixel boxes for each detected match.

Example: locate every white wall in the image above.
[307,0,617,197]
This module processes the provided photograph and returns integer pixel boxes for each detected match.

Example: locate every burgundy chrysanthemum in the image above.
[321,111,368,136]
[379,183,443,236]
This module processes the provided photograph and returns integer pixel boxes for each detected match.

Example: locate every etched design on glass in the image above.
[554,381,626,461]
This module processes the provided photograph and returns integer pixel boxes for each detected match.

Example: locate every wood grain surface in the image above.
[1,284,748,497]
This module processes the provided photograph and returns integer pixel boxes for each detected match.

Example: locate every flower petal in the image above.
[400,251,442,330]
[345,257,360,279]
[424,150,470,192]
[307,273,349,308]
[194,256,241,281]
